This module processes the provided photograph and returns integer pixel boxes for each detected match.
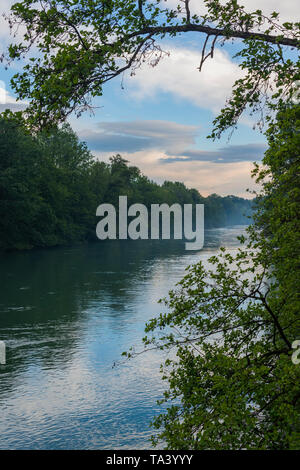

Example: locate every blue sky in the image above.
[0,0,298,197]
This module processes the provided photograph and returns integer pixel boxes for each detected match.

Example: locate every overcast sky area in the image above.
[0,0,298,197]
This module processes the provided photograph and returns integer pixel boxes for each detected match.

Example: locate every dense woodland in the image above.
[0,115,252,251]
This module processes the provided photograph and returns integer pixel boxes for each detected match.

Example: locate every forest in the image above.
[0,114,252,251]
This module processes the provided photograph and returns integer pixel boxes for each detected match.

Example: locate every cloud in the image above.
[0,102,27,112]
[232,0,296,23]
[0,81,28,112]
[167,0,296,25]
[79,120,199,154]
[127,2,296,111]
[80,119,265,164]
[162,143,267,164]
[0,1,22,48]
[127,47,241,114]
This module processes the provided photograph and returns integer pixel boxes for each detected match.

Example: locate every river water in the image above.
[0,226,246,449]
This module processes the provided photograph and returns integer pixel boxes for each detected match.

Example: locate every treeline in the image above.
[0,115,252,251]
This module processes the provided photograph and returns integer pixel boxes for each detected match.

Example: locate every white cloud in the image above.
[167,0,297,24]
[241,0,295,20]
[0,80,28,109]
[0,1,20,46]
[221,0,297,24]
[81,119,265,164]
[0,81,27,112]
[127,46,241,114]
[126,0,298,115]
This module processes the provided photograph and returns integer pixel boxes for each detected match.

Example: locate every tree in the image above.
[3,1,299,132]
[0,113,44,249]
[0,115,97,249]
[124,104,300,450]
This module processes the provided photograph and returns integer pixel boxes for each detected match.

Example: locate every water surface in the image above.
[0,226,246,449]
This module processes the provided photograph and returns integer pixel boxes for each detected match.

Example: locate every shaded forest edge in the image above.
[0,115,253,252]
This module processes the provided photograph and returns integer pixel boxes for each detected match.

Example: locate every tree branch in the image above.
[183,0,191,24]
[258,293,292,349]
[126,23,298,48]
[138,0,146,26]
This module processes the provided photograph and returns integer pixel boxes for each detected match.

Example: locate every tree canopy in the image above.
[124,103,300,450]
[3,0,299,133]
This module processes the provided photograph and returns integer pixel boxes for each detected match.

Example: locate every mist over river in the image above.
[0,226,246,450]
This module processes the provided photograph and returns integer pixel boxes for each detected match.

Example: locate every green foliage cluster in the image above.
[0,114,252,251]
[4,1,299,129]
[125,104,299,450]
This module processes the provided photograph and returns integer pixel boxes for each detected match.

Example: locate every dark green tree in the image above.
[0,113,44,249]
[124,105,300,449]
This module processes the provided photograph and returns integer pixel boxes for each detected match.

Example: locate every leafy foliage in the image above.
[124,104,300,449]
[3,1,299,131]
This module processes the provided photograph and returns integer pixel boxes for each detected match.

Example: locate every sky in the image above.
[0,0,298,198]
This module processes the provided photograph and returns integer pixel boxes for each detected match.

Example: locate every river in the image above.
[0,226,246,449]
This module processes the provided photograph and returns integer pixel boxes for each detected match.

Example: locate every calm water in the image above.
[0,226,246,449]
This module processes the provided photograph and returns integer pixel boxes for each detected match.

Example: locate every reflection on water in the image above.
[0,226,246,449]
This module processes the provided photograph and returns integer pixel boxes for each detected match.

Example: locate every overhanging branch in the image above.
[126,24,298,48]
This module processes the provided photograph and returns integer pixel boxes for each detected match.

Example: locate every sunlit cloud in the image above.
[127,46,241,114]
[80,119,265,165]
[0,0,26,51]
